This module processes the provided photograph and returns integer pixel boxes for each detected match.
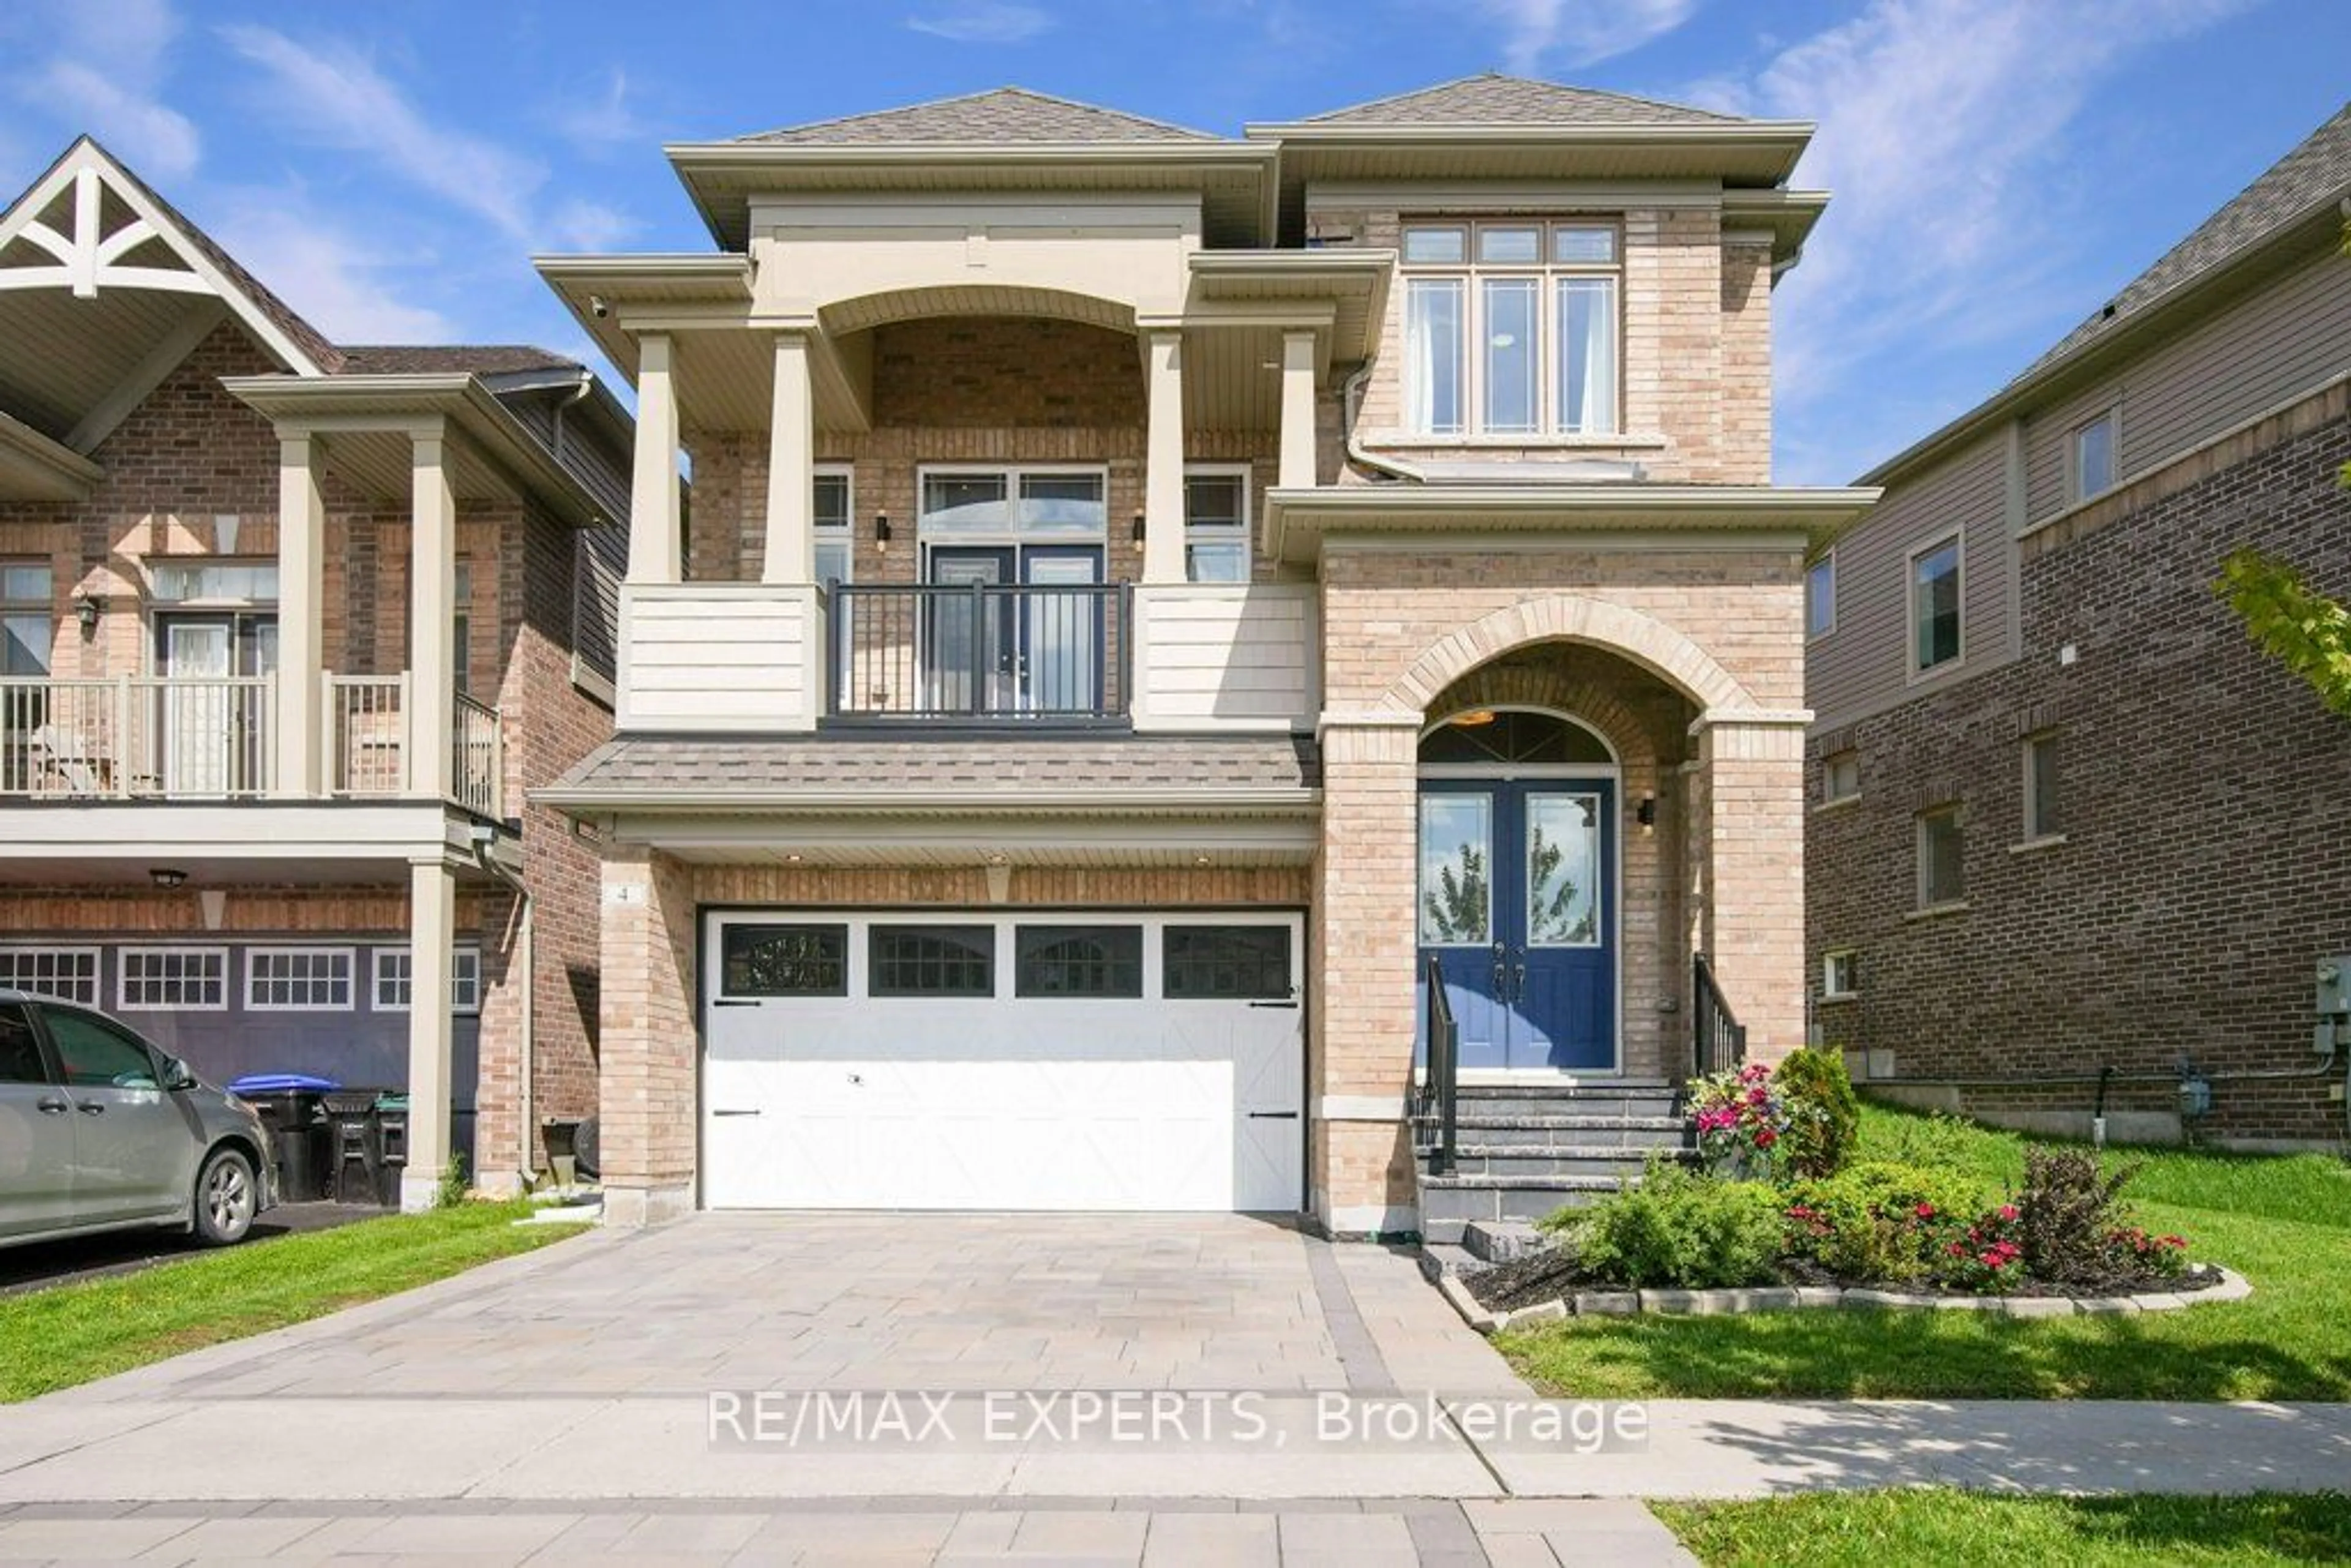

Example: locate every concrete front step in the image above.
[1420,1172,1633,1228]
[1441,1087,1685,1122]
[1439,1146,1698,1178]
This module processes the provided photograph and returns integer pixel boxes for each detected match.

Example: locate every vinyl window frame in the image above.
[0,945,99,1005]
[1398,219,1623,440]
[372,945,484,1014]
[1821,949,1859,1001]
[1181,465,1252,584]
[812,464,855,587]
[1820,749,1861,806]
[1916,803,1968,911]
[2069,408,2119,503]
[1907,531,1965,679]
[245,946,358,1013]
[2022,730,2064,844]
[1,559,54,678]
[116,945,230,1012]
[1806,552,1837,640]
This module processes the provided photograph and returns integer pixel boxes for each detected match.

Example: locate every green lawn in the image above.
[1654,1491,2351,1567]
[1498,1106,2351,1400]
[0,1201,579,1402]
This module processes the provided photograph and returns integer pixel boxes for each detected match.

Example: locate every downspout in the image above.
[549,372,592,468]
[1341,364,1423,483]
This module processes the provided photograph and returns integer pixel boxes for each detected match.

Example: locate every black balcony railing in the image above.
[1693,951,1749,1078]
[828,582,1131,723]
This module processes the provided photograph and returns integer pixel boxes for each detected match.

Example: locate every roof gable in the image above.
[2017,100,2351,381]
[1295,73,1744,129]
[0,138,341,377]
[737,86,1224,145]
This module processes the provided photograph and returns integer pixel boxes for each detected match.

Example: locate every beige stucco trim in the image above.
[1262,483,1879,562]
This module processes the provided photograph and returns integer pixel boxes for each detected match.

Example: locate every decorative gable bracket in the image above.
[0,165,210,300]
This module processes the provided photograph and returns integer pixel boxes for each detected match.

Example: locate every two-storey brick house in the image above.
[1806,103,2350,1150]
[538,77,1874,1234]
[0,139,632,1207]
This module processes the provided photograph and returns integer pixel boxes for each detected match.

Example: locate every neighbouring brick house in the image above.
[1805,103,2351,1150]
[0,138,632,1206]
[536,77,1873,1236]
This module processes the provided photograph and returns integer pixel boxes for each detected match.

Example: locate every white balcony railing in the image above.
[0,673,501,816]
[1,675,273,797]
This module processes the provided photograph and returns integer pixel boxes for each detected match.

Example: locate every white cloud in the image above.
[17,0,200,177]
[218,24,548,242]
[208,193,454,343]
[1719,0,2260,479]
[905,2,1054,43]
[1469,0,1701,72]
[546,197,637,252]
[549,68,654,152]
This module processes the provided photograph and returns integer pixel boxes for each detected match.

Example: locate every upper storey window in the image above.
[1401,221,1620,440]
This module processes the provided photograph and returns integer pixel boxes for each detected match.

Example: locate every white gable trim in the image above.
[0,143,326,377]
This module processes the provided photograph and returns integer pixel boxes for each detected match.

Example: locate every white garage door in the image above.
[701,912,1305,1212]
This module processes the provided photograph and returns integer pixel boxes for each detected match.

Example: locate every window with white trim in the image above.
[1822,950,1858,1000]
[148,560,278,603]
[119,947,228,1011]
[1910,535,1962,674]
[1182,468,1250,583]
[246,947,356,1011]
[2,562,53,677]
[0,947,98,1004]
[1402,220,1620,438]
[372,945,482,1014]
[1807,554,1836,639]
[814,467,853,586]
[452,560,473,698]
[2071,411,2117,501]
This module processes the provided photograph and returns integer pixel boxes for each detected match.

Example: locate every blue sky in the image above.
[1,0,2344,483]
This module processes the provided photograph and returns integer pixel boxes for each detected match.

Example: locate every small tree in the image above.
[2214,547,2351,719]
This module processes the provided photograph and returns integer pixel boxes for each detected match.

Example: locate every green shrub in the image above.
[2018,1146,2149,1286]
[1861,1109,2011,1172]
[1773,1048,1861,1179]
[1782,1160,1993,1285]
[1550,1161,1786,1289]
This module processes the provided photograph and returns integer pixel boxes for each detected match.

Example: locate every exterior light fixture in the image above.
[149,867,188,890]
[1131,511,1146,545]
[73,593,103,631]
[874,511,891,552]
[1454,710,1496,727]
[1635,796,1657,836]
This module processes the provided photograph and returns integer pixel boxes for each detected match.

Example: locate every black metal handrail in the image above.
[1419,956,1460,1176]
[1693,951,1749,1077]
[828,581,1130,723]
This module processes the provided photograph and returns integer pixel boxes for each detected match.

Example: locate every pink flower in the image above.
[1998,1204,2020,1222]
[1914,1203,1936,1219]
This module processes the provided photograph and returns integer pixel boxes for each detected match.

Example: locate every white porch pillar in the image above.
[628,332,683,583]
[400,857,456,1212]
[273,433,326,796]
[1279,329,1319,490]
[1142,328,1187,584]
[408,426,455,802]
[761,331,815,583]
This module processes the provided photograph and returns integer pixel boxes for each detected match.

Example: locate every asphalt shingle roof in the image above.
[738,87,1224,146]
[2019,100,2351,381]
[337,345,582,377]
[1296,73,1745,129]
[545,733,1321,801]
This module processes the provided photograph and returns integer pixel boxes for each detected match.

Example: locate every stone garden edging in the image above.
[1436,1266,2253,1337]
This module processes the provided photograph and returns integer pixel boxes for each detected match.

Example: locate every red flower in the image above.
[1753,1128,1778,1149]
[1998,1204,2020,1222]
[1914,1202,1936,1219]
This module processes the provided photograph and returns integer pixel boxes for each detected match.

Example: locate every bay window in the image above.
[1403,220,1620,439]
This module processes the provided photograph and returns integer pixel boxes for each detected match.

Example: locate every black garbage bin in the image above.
[322,1090,389,1206]
[228,1075,337,1204]
[374,1093,411,1207]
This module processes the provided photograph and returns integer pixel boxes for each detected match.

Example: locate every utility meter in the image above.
[2318,958,2351,1054]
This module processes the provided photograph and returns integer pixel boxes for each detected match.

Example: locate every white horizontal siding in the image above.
[618,585,819,732]
[1134,585,1318,730]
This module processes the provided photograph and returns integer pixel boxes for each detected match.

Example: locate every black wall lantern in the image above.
[1131,511,1147,545]
[874,511,892,553]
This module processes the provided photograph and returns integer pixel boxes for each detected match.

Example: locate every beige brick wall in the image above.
[596,847,699,1221]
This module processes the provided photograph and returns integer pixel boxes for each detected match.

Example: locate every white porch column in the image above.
[1279,329,1319,490]
[273,433,325,796]
[628,332,682,583]
[1142,328,1187,584]
[761,331,815,583]
[400,857,457,1212]
[408,426,455,801]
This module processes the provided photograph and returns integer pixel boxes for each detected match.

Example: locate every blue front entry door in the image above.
[1418,778,1616,1071]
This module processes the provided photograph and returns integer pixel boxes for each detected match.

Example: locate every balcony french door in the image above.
[156,613,274,795]
[921,545,1105,717]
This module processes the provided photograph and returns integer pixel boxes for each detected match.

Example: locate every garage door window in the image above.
[1015,925,1142,998]
[870,925,994,997]
[721,924,848,998]
[1163,926,1292,1000]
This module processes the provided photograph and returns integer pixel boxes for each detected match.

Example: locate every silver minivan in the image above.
[0,988,277,1250]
